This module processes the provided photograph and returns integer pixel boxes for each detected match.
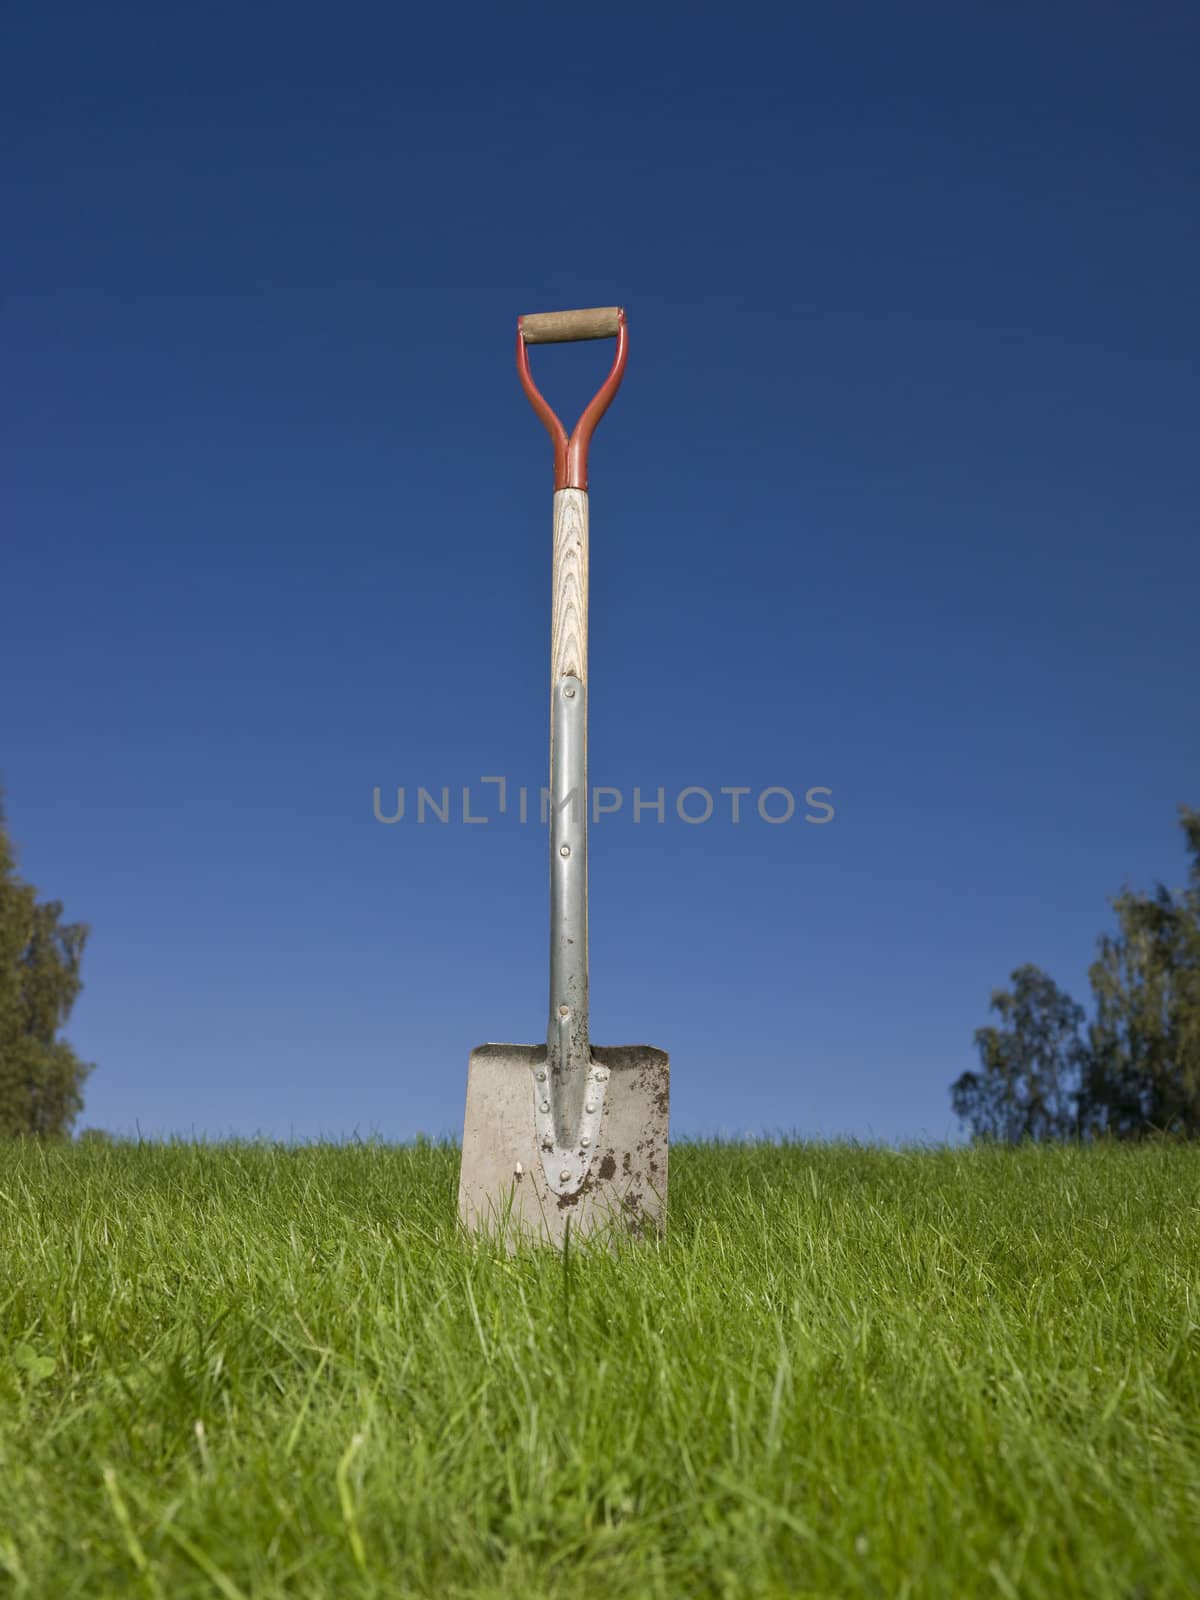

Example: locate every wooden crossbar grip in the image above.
[520,307,621,344]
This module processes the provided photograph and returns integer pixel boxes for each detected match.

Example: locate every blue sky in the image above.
[4,1,1197,1144]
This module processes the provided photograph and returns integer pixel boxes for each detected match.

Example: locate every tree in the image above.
[0,793,94,1137]
[952,964,1089,1143]
[1083,806,1200,1138]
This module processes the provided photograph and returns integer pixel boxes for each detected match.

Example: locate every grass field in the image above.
[0,1137,1197,1599]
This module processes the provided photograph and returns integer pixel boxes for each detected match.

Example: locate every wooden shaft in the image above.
[521,307,621,344]
[550,489,588,684]
[548,487,590,1092]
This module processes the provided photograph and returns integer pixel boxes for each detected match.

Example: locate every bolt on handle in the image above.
[517,306,628,490]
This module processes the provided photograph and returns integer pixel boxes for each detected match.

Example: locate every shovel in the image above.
[457,305,669,1249]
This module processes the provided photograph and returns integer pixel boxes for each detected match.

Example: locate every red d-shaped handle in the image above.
[516,306,629,491]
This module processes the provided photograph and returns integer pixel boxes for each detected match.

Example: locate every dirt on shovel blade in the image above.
[458,1044,669,1249]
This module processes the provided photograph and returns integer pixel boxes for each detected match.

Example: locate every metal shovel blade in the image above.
[458,1043,669,1249]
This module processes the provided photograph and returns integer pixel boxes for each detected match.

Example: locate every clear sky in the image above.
[4,1,1197,1145]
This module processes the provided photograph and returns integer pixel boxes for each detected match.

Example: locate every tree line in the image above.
[2,783,1198,1143]
[0,792,92,1137]
[952,806,1200,1142]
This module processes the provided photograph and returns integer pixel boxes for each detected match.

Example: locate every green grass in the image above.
[0,1137,1197,1599]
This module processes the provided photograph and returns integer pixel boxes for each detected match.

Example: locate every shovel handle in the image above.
[517,307,628,490]
[520,307,621,343]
